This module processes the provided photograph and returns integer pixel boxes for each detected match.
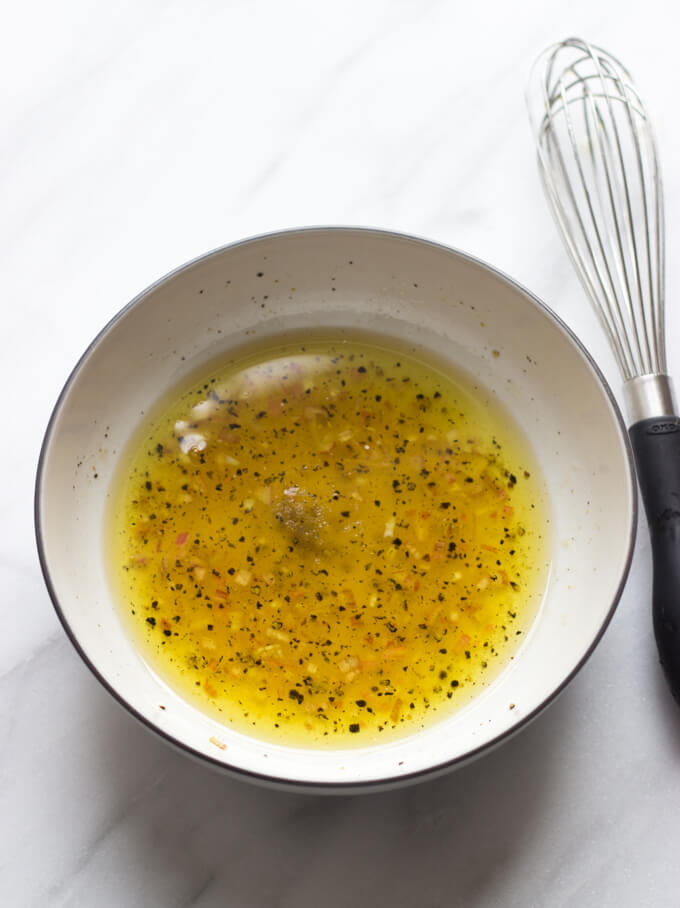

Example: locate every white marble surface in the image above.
[3,1,680,905]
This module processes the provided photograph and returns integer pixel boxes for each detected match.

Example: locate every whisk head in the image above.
[527,37,666,381]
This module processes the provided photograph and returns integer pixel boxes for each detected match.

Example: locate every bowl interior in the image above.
[36,228,635,790]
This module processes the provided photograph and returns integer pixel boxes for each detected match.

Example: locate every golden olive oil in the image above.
[108,335,550,746]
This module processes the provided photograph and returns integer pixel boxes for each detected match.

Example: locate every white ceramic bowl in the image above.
[35,227,636,792]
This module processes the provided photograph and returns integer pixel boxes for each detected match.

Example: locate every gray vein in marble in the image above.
[47,770,171,908]
[178,872,217,908]
[0,628,61,685]
[235,0,447,210]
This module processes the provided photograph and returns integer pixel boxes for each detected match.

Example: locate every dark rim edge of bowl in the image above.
[34,225,639,793]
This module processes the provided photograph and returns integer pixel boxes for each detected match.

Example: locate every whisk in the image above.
[527,38,680,702]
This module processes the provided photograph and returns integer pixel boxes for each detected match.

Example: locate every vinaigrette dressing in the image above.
[108,336,550,746]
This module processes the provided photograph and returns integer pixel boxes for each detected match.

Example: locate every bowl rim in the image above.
[34,224,638,792]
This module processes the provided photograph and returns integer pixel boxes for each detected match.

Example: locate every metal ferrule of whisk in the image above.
[528,38,680,706]
[625,373,676,425]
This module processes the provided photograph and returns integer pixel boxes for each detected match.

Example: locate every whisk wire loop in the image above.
[585,56,650,373]
[528,37,666,381]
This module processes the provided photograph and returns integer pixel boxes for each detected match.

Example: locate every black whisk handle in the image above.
[629,416,680,704]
